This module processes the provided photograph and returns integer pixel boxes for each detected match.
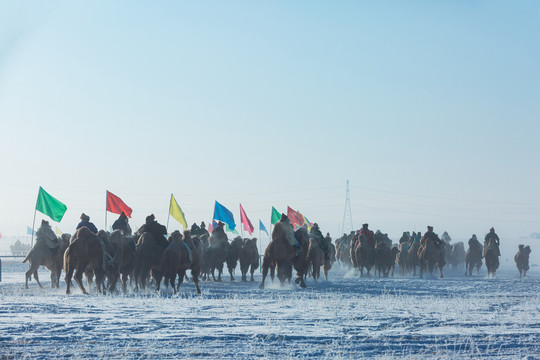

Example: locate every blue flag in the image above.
[27,226,35,236]
[213,201,236,230]
[259,219,269,236]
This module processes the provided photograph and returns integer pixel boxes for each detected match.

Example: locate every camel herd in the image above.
[20,220,533,294]
[335,230,532,279]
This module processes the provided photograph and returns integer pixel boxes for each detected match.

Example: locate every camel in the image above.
[336,232,354,267]
[373,241,393,277]
[64,227,117,295]
[226,237,243,281]
[327,238,336,265]
[465,239,483,276]
[132,231,167,291]
[107,230,137,293]
[515,245,531,278]
[418,237,445,278]
[291,227,310,287]
[408,241,421,276]
[389,245,399,276]
[259,220,309,289]
[23,231,70,289]
[447,242,466,270]
[353,234,375,277]
[396,242,409,276]
[204,226,229,281]
[239,238,259,281]
[199,234,210,281]
[484,237,500,278]
[158,230,201,294]
[308,237,325,281]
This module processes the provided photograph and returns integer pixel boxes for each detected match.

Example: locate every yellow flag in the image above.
[55,226,63,236]
[169,194,187,229]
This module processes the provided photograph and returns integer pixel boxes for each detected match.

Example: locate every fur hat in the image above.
[280,214,288,222]
[41,219,49,226]
[490,227,494,232]
[146,214,155,223]
[80,213,90,221]
[362,223,368,228]
[427,226,433,231]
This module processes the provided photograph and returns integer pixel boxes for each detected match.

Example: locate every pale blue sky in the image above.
[0,1,538,242]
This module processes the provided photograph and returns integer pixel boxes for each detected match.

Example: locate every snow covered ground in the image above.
[1,259,538,359]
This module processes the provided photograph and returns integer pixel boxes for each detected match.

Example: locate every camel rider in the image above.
[310,223,329,260]
[199,221,210,237]
[77,213,98,234]
[399,232,409,244]
[359,223,374,247]
[441,231,451,244]
[36,219,59,248]
[484,227,500,256]
[424,226,444,248]
[140,214,169,248]
[112,212,131,235]
[190,223,202,236]
[469,234,481,248]
[280,214,302,256]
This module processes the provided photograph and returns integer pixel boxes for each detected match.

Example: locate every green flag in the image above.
[271,206,281,225]
[225,223,239,235]
[35,187,67,222]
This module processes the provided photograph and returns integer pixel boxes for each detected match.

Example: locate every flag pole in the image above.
[31,209,37,249]
[167,194,172,232]
[104,191,108,231]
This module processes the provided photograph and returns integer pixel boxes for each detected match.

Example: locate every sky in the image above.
[0,1,539,243]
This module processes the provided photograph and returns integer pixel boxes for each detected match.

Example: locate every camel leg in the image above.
[154,273,163,293]
[65,260,74,294]
[191,269,201,294]
[229,267,235,281]
[50,270,57,288]
[217,264,223,282]
[250,267,255,282]
[25,264,38,289]
[33,270,43,288]
[121,273,128,294]
[176,270,185,291]
[168,275,175,294]
[259,262,269,289]
[74,267,88,295]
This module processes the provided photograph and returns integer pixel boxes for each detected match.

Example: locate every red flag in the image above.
[287,206,304,228]
[106,191,133,218]
[239,204,254,235]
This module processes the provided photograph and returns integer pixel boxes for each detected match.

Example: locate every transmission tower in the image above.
[341,180,354,236]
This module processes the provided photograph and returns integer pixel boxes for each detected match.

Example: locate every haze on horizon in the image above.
[0,1,538,242]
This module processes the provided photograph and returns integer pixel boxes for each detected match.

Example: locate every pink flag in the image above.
[208,220,215,234]
[239,204,254,235]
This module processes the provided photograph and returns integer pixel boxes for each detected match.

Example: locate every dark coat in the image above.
[76,220,98,234]
[140,221,168,248]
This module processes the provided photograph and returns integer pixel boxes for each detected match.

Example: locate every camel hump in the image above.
[77,226,93,238]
